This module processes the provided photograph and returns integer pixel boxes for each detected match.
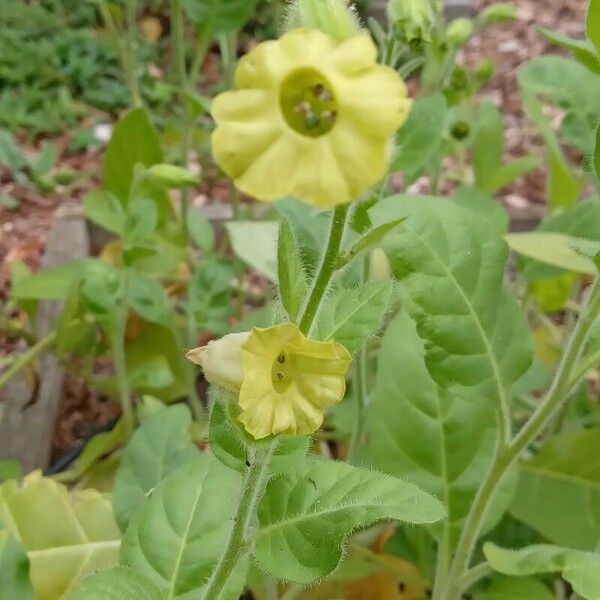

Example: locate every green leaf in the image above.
[506,232,599,275]
[338,219,405,267]
[0,529,34,600]
[187,209,214,253]
[254,458,445,584]
[112,405,199,531]
[370,195,533,399]
[509,428,600,551]
[128,273,172,326]
[127,355,175,391]
[452,186,509,234]
[0,460,22,482]
[10,260,91,300]
[68,567,163,600]
[104,109,171,224]
[519,199,600,280]
[145,164,200,189]
[120,454,243,599]
[277,219,308,322]
[226,221,278,281]
[486,156,540,193]
[314,281,392,353]
[367,312,517,542]
[70,419,131,481]
[209,398,309,474]
[392,94,447,179]
[538,27,600,74]
[0,128,25,174]
[105,108,163,203]
[182,0,259,34]
[29,142,57,177]
[484,542,600,600]
[588,0,600,55]
[477,576,555,600]
[125,323,188,402]
[83,190,126,235]
[473,100,504,192]
[0,477,120,600]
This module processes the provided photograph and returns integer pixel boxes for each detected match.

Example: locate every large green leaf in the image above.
[68,568,163,600]
[182,0,259,34]
[83,190,126,236]
[484,542,600,600]
[538,27,600,74]
[0,529,34,600]
[104,108,163,203]
[595,124,600,182]
[253,458,445,584]
[392,93,447,180]
[473,100,504,192]
[370,196,532,403]
[120,454,242,599]
[313,281,392,352]
[0,476,120,600]
[112,405,199,532]
[367,312,516,541]
[477,576,554,600]
[509,428,600,551]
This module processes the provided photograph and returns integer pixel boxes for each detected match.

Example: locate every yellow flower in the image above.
[211,28,411,209]
[187,324,352,439]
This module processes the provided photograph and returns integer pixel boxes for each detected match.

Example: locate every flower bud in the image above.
[474,59,495,84]
[186,332,250,393]
[446,18,473,46]
[478,2,515,25]
[284,0,361,43]
[388,0,435,42]
[369,247,392,281]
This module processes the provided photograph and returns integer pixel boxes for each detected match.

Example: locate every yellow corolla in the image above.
[187,324,352,439]
[211,28,411,209]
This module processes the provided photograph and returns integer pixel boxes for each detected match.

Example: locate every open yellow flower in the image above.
[211,28,411,209]
[187,324,351,439]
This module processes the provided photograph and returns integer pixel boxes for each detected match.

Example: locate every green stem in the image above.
[299,204,350,335]
[200,443,275,600]
[112,271,135,430]
[441,277,600,600]
[567,348,600,390]
[456,562,493,593]
[0,331,57,390]
[201,204,351,598]
[348,337,368,460]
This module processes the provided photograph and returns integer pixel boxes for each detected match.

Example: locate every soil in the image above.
[0,0,590,464]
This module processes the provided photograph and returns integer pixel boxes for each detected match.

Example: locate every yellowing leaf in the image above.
[0,474,120,600]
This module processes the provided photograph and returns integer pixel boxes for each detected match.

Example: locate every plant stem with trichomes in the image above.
[201,204,351,599]
[438,276,600,600]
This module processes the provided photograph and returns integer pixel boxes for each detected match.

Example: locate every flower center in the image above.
[271,351,293,392]
[279,67,338,138]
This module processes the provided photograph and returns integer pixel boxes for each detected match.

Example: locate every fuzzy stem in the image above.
[440,276,600,599]
[299,204,349,335]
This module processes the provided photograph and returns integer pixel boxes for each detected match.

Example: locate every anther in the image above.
[276,372,284,381]
[294,101,311,114]
[322,110,337,122]
[277,353,285,364]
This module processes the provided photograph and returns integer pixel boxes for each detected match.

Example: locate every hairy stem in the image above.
[202,205,351,597]
[299,204,349,335]
[200,444,275,600]
[348,341,368,460]
[441,277,600,599]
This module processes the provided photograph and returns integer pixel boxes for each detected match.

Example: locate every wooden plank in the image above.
[0,204,89,473]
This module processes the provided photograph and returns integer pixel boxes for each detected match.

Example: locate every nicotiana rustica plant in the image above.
[1,0,600,599]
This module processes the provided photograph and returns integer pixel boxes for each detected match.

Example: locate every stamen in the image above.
[276,372,284,381]
[277,353,286,364]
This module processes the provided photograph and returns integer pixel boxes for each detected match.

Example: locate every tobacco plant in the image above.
[1,1,600,599]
